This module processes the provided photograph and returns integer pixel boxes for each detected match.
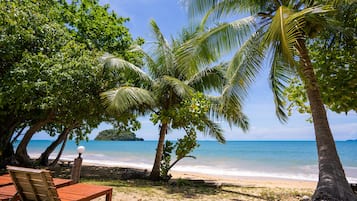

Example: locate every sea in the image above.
[22,140,357,182]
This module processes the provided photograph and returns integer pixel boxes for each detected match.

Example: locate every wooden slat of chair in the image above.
[8,166,60,201]
[7,166,112,201]
[0,177,72,201]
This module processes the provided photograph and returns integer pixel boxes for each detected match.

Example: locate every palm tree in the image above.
[101,20,249,180]
[185,0,357,200]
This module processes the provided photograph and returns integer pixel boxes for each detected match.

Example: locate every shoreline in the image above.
[81,162,317,190]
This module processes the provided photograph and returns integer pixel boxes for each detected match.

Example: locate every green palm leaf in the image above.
[269,50,294,122]
[149,20,175,77]
[187,63,226,91]
[188,0,270,19]
[201,117,225,143]
[200,16,256,56]
[129,44,157,73]
[101,53,152,83]
[161,75,194,98]
[101,86,156,113]
[264,6,298,67]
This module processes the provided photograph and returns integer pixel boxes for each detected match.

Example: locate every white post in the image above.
[71,146,85,183]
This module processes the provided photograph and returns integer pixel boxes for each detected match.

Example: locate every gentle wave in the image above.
[61,156,357,183]
[25,140,357,183]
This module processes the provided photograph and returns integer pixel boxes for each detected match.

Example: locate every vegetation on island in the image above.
[185,0,357,200]
[95,129,143,141]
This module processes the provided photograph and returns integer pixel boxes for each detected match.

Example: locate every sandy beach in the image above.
[79,162,317,189]
[56,163,317,201]
[170,170,317,189]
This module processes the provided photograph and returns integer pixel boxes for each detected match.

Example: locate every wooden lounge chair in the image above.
[0,173,73,201]
[7,166,112,201]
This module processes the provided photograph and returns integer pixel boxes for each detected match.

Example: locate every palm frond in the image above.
[188,0,273,19]
[177,16,256,77]
[224,30,265,107]
[100,53,152,83]
[129,44,157,69]
[101,86,156,113]
[212,90,249,131]
[201,117,225,143]
[176,36,217,79]
[187,63,227,92]
[264,6,298,67]
[206,94,222,105]
[268,50,295,123]
[222,107,249,131]
[161,75,194,98]
[265,5,333,66]
[201,16,256,56]
[149,20,175,77]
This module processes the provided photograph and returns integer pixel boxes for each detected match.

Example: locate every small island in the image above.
[95,129,144,141]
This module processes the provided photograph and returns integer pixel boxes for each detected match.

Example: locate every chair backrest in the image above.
[7,166,60,201]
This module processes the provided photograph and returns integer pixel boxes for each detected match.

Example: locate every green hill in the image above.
[95,129,144,141]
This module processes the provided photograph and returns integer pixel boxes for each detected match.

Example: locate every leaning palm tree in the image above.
[185,0,357,200]
[101,20,249,181]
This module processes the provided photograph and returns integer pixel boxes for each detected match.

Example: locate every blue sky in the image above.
[92,0,357,141]
[35,0,357,141]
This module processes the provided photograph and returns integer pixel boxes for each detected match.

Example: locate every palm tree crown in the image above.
[186,0,357,200]
[101,20,249,180]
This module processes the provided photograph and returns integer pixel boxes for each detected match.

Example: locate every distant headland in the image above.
[346,139,357,142]
[95,129,144,141]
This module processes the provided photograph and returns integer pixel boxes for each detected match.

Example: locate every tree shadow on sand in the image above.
[51,165,311,200]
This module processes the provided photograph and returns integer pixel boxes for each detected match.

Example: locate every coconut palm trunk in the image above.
[297,40,356,200]
[150,122,168,180]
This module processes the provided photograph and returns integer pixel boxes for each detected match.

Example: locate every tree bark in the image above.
[10,125,26,144]
[149,123,168,180]
[0,119,20,168]
[50,132,69,168]
[297,39,356,201]
[38,127,71,166]
[15,112,54,165]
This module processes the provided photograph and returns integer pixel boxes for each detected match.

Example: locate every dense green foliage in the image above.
[285,2,357,115]
[95,129,143,141]
[160,93,209,179]
[0,0,141,167]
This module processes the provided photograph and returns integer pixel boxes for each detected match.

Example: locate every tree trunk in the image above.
[297,39,356,201]
[15,112,54,165]
[10,125,26,144]
[38,127,71,166]
[50,133,69,168]
[149,123,168,180]
[0,119,20,168]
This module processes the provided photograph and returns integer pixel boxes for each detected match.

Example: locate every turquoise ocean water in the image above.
[23,140,357,182]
